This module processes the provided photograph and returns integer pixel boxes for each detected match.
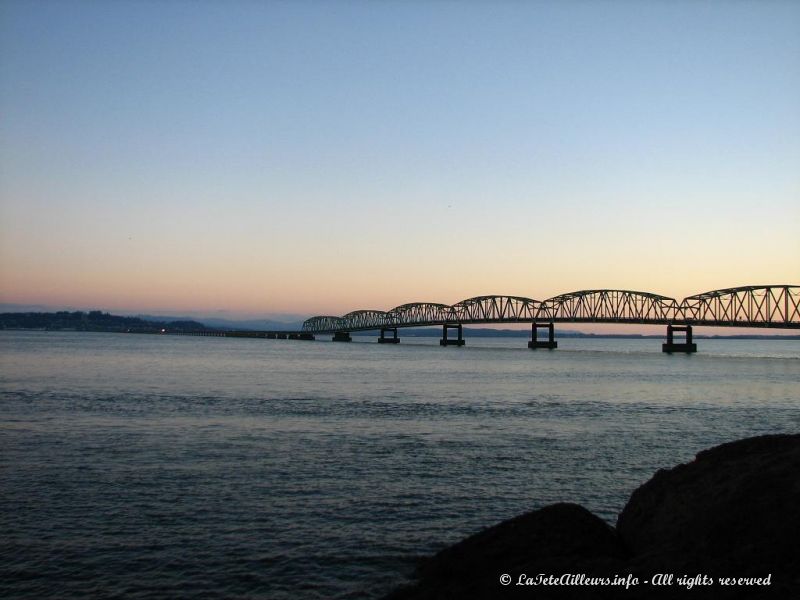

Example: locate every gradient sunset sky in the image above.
[1,1,798,320]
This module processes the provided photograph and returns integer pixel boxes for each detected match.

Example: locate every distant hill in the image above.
[0,311,208,333]
[2,312,796,340]
[135,314,305,331]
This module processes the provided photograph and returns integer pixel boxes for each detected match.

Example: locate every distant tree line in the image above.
[0,311,209,333]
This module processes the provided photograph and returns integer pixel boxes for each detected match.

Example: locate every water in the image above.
[1,331,798,599]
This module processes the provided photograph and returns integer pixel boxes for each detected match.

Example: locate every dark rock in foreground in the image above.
[385,434,800,599]
[618,434,800,581]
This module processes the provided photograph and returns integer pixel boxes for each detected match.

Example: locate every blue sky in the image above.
[1,1,798,320]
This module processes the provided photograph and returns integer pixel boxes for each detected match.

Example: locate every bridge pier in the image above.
[378,327,399,344]
[662,324,697,353]
[440,323,465,346]
[333,331,352,342]
[299,333,315,341]
[528,322,557,349]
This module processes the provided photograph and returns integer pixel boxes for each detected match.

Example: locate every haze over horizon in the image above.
[2,1,798,324]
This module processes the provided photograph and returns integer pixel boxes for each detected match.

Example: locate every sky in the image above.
[1,0,798,324]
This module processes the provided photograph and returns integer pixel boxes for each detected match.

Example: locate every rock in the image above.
[617,433,800,591]
[386,503,628,600]
[385,435,800,599]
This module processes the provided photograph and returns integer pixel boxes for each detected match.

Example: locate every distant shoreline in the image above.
[2,311,799,339]
[2,328,799,341]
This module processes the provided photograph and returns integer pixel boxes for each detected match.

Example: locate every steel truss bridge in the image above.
[299,285,799,352]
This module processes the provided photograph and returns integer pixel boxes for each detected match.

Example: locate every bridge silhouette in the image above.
[298,285,800,353]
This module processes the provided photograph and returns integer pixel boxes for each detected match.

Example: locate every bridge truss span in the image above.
[451,295,542,324]
[301,315,348,333]
[677,285,800,328]
[540,289,680,324]
[340,310,391,330]
[300,285,800,334]
[386,302,453,327]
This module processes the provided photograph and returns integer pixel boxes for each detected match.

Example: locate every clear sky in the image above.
[1,0,798,321]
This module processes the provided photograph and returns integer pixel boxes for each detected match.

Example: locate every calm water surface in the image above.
[1,331,799,599]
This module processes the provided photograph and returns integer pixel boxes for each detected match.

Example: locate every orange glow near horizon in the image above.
[3,272,800,316]
[1,213,798,318]
[2,258,799,326]
[2,1,799,326]
[1,209,799,320]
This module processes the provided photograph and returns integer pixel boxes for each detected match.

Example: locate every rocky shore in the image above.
[385,434,799,599]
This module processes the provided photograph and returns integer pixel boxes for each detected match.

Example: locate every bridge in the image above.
[298,285,800,353]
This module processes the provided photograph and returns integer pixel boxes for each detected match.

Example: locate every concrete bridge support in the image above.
[333,331,352,342]
[378,327,400,343]
[440,323,465,346]
[528,322,557,349]
[662,324,697,353]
